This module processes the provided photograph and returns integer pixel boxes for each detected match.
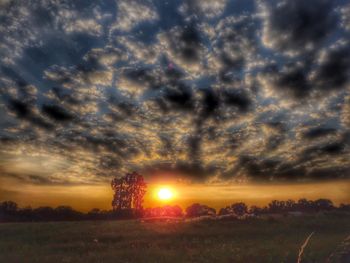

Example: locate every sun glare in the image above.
[157,188,173,200]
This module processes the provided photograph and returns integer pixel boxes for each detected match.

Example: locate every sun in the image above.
[157,188,173,200]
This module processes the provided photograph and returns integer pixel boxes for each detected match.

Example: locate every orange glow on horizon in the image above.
[0,176,349,212]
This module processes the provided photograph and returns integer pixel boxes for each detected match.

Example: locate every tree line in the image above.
[1,199,349,222]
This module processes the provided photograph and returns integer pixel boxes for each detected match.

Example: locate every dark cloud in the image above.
[8,99,31,118]
[302,142,345,159]
[41,104,74,122]
[163,83,194,111]
[222,89,251,112]
[275,62,311,98]
[229,154,350,181]
[265,135,285,151]
[169,23,203,63]
[259,41,350,99]
[261,0,338,55]
[302,127,337,140]
[6,99,54,131]
[50,87,80,105]
[201,88,220,118]
[214,15,258,80]
[140,160,219,182]
[231,155,287,180]
[308,166,350,179]
[311,43,350,90]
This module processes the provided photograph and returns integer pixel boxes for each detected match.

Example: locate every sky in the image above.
[0,0,350,210]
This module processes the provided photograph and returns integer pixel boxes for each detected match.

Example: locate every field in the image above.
[0,215,349,263]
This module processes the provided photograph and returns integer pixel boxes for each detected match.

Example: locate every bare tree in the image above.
[111,171,147,211]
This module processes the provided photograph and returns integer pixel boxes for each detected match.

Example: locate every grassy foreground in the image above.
[0,215,349,263]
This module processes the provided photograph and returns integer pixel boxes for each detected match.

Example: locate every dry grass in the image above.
[297,232,314,263]
[327,235,350,263]
[0,214,349,263]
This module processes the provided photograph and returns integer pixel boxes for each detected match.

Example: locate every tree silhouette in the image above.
[0,198,348,222]
[314,198,334,211]
[186,203,216,217]
[219,202,248,216]
[111,171,147,211]
[0,201,18,212]
[268,200,287,213]
[232,202,248,216]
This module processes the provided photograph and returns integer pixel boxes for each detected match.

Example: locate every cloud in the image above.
[259,61,311,98]
[340,3,350,31]
[179,0,228,19]
[211,15,259,78]
[260,0,338,56]
[63,18,102,36]
[6,98,54,131]
[113,0,158,32]
[157,23,208,74]
[258,40,350,100]
[0,0,349,185]
[0,0,111,65]
[341,95,350,128]
[301,126,338,140]
[310,41,350,90]
[41,104,74,122]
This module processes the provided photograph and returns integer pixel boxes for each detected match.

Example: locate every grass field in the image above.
[0,214,349,263]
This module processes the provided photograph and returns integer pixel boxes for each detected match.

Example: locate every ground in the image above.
[0,214,349,263]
